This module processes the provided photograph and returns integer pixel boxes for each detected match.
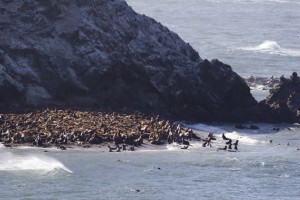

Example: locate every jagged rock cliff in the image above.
[0,0,256,121]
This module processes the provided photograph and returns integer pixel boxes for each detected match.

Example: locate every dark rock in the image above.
[0,0,256,122]
[261,72,300,123]
[249,125,259,130]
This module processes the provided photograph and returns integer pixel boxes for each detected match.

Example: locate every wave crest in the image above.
[239,40,300,57]
[0,153,72,173]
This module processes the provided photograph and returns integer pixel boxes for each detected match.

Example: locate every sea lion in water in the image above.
[129,145,135,151]
[217,146,227,151]
[116,145,122,152]
[59,145,66,150]
[222,133,230,140]
[134,135,143,146]
[182,138,190,146]
[208,132,216,140]
[233,140,239,146]
[226,139,232,145]
[202,137,212,147]
[3,143,12,148]
[108,145,118,152]
[181,145,189,149]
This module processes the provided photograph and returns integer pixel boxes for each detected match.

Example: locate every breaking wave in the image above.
[239,40,300,57]
[217,131,267,145]
[187,123,225,133]
[0,152,72,173]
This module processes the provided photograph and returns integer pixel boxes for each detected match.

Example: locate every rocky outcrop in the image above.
[0,0,256,121]
[245,76,280,90]
[262,72,300,122]
[241,72,300,123]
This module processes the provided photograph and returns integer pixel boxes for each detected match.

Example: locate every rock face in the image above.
[0,0,256,121]
[262,73,300,122]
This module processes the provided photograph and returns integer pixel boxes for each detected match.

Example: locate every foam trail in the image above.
[0,152,72,173]
[239,40,300,57]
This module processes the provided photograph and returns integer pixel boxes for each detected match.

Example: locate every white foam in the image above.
[239,40,300,57]
[166,143,185,151]
[250,84,269,91]
[188,123,225,133]
[218,131,266,145]
[0,152,72,173]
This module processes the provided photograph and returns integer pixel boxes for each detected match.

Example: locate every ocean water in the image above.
[127,0,300,78]
[1,125,300,200]
[1,0,300,199]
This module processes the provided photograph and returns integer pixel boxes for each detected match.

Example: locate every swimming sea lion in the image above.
[222,133,230,140]
[217,146,227,151]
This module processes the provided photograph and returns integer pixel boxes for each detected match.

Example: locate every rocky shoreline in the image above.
[0,107,201,150]
[1,0,300,150]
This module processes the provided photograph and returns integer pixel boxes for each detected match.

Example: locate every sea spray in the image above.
[239,40,300,57]
[0,152,72,173]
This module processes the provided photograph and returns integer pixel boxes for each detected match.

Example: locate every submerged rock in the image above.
[0,0,256,121]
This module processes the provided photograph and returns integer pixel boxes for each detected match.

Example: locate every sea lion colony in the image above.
[0,108,199,149]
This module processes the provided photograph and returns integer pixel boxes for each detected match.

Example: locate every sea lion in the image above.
[129,145,135,151]
[234,145,238,150]
[233,140,239,146]
[222,133,230,140]
[108,145,117,152]
[116,145,122,152]
[134,135,143,146]
[181,145,189,149]
[208,132,216,140]
[226,139,232,145]
[3,143,12,148]
[217,146,227,151]
[59,145,66,150]
[182,138,190,146]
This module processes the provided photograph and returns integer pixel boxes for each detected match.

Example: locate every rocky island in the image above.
[0,0,299,149]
